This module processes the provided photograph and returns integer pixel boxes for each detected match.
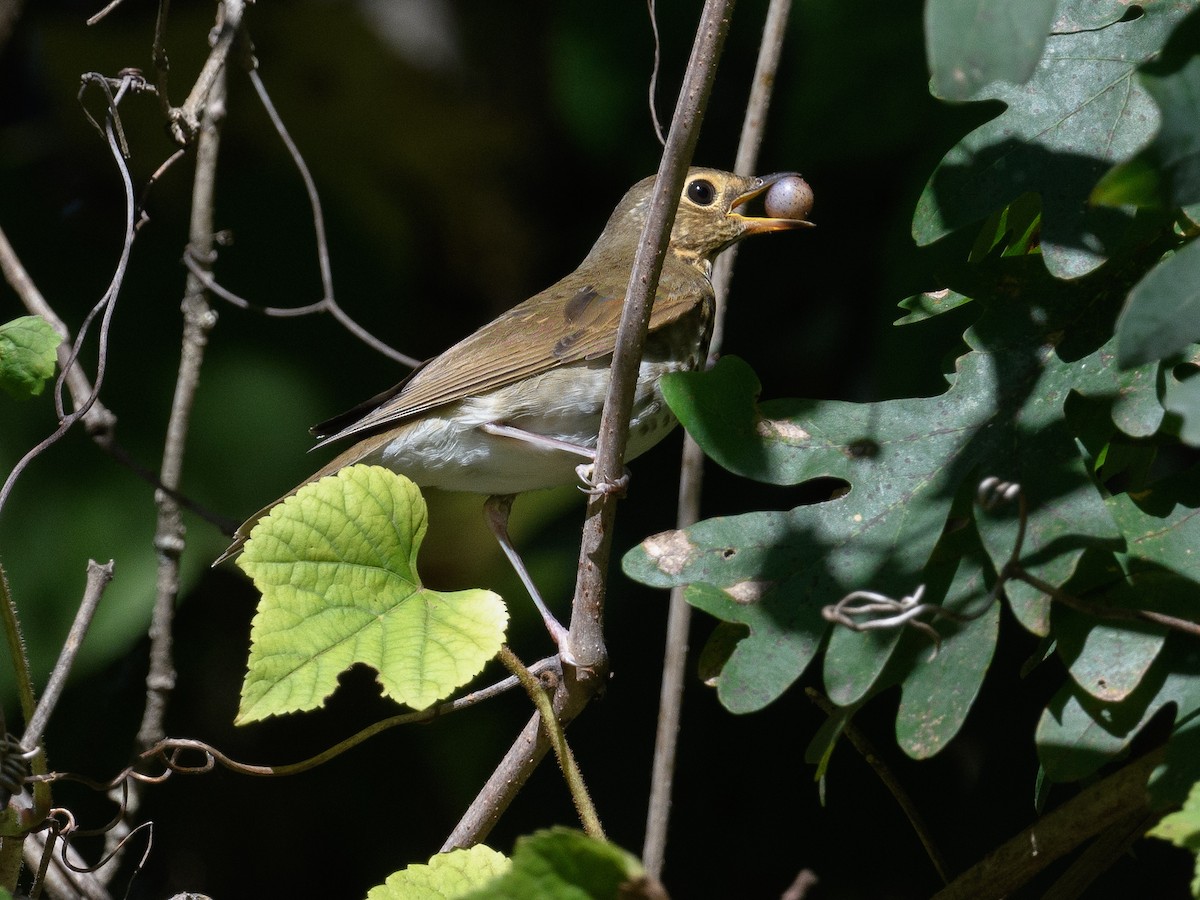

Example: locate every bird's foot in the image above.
[575,463,630,498]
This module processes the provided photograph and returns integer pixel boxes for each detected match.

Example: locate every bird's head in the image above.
[592,168,814,271]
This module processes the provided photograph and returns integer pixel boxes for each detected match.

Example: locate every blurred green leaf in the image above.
[368,845,510,900]
[924,0,1056,101]
[236,466,508,721]
[0,315,60,399]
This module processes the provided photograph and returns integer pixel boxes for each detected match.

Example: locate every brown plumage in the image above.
[217,168,813,643]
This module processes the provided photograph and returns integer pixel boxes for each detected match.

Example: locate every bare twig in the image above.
[821,476,1200,646]
[29,656,559,794]
[166,0,243,144]
[444,2,737,851]
[139,36,229,752]
[0,72,137,519]
[151,0,172,117]
[644,0,792,877]
[570,0,735,667]
[0,225,115,438]
[646,0,665,146]
[21,562,115,753]
[86,0,129,27]
[186,66,419,367]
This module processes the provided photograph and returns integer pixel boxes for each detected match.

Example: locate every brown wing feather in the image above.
[315,263,707,447]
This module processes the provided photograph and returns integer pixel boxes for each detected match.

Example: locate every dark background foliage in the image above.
[0,1,1191,897]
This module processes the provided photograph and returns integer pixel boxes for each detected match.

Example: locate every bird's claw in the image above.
[575,463,630,498]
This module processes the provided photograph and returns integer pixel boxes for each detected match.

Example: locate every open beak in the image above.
[731,172,815,235]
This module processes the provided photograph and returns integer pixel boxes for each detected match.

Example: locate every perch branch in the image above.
[443,0,737,851]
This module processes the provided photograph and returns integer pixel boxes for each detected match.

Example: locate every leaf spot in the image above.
[642,530,696,576]
[723,580,774,605]
[755,417,810,443]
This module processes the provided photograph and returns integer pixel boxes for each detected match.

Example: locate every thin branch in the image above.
[138,36,229,753]
[205,67,419,367]
[151,0,172,117]
[165,0,243,145]
[1014,568,1200,639]
[643,0,791,877]
[30,656,559,793]
[646,0,665,146]
[86,0,128,27]
[821,477,1200,644]
[0,73,137,520]
[21,562,115,752]
[0,224,115,438]
[806,688,951,885]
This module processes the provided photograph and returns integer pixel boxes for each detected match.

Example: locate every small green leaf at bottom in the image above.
[236,466,508,722]
[368,845,510,899]
[461,828,646,900]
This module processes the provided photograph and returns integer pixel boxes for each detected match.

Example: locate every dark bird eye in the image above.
[686,179,716,206]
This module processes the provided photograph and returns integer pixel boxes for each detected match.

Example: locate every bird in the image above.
[217,167,813,652]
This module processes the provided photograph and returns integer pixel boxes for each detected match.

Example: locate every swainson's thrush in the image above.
[218,168,813,646]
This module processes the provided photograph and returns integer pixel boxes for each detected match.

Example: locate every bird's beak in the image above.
[730,172,816,235]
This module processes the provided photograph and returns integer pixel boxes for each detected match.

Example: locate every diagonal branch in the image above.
[442,0,737,852]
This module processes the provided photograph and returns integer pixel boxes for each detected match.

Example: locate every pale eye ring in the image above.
[686,179,716,206]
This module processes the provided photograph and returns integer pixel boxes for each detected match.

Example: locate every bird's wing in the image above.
[313,273,707,447]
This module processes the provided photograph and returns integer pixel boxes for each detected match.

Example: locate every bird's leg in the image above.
[479,422,595,459]
[483,493,576,664]
[478,423,630,497]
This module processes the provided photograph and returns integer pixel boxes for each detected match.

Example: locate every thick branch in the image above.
[932,749,1164,899]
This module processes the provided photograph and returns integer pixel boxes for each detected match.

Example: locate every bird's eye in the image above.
[686,179,716,206]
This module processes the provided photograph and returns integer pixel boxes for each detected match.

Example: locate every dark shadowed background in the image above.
[0,1,1190,897]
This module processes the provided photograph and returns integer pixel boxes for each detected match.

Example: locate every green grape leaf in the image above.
[1116,238,1200,367]
[460,828,645,900]
[236,466,508,722]
[0,315,61,399]
[368,845,510,900]
[924,0,1056,101]
[914,0,1195,279]
[1147,780,1200,897]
